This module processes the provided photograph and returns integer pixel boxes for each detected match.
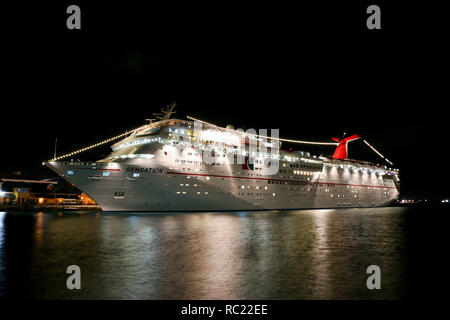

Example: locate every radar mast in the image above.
[149,103,176,122]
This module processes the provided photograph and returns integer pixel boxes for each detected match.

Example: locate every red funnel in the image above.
[332,134,360,159]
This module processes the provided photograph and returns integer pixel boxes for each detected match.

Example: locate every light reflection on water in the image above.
[0,212,6,294]
[0,208,408,299]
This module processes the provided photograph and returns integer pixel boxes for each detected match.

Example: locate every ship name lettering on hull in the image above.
[126,167,163,174]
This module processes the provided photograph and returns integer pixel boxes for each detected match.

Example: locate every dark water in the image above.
[0,208,410,299]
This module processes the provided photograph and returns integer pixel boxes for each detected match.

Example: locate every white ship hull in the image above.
[45,113,400,212]
[45,158,399,212]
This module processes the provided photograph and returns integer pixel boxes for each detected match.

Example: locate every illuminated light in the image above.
[186,116,221,129]
[199,129,241,145]
[38,198,44,204]
[301,158,323,164]
[363,139,394,165]
[48,124,148,161]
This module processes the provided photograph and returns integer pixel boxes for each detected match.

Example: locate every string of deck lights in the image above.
[363,140,394,165]
[48,125,147,162]
[186,116,338,146]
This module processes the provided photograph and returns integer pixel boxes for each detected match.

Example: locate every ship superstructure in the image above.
[45,106,400,212]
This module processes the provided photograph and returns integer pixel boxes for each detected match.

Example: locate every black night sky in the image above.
[2,2,449,200]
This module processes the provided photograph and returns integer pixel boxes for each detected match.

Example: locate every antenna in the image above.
[53,137,58,160]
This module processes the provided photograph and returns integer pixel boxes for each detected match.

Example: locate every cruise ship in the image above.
[44,105,400,212]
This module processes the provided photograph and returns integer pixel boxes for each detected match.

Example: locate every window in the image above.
[114,192,125,199]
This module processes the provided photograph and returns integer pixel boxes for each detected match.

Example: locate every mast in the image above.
[152,102,176,120]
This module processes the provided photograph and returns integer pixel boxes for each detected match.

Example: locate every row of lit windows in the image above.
[165,170,390,190]
[112,138,161,151]
[268,180,312,185]
[109,154,154,160]
[176,191,209,195]
[283,163,321,170]
[166,189,390,198]
[240,185,269,190]
[293,170,315,175]
[139,187,390,198]
[165,139,324,163]
[169,159,387,181]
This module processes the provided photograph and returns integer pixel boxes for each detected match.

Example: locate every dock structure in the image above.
[0,172,98,209]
